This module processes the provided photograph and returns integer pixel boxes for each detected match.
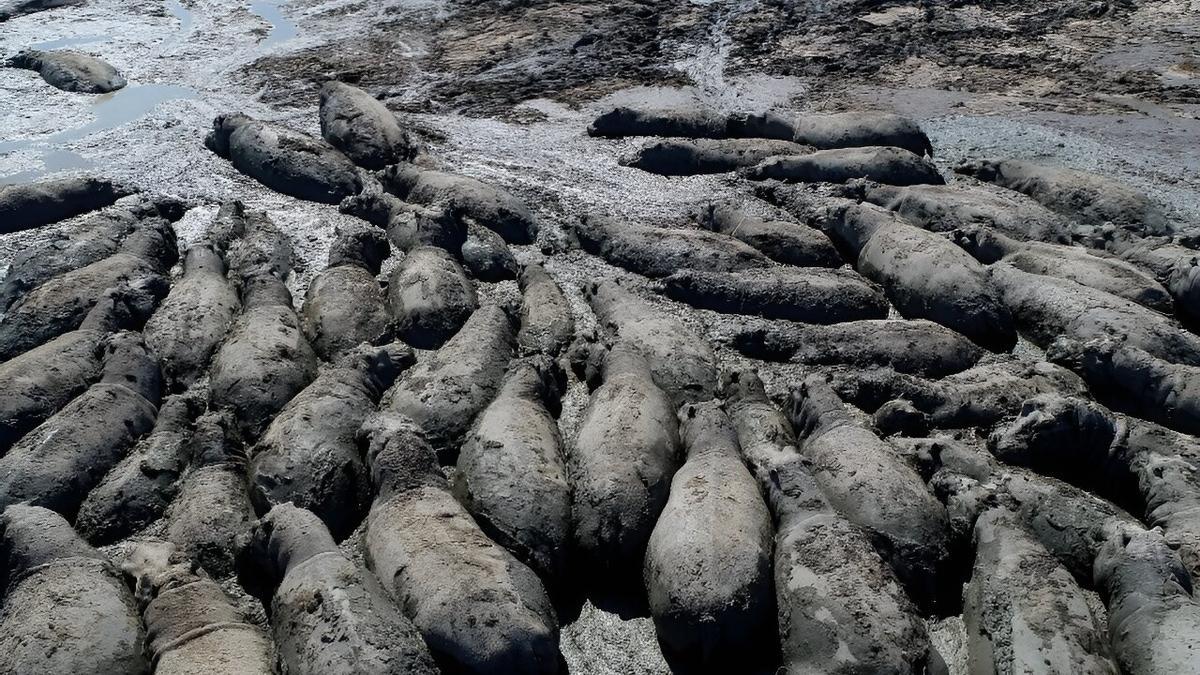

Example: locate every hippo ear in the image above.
[1045,337,1084,369]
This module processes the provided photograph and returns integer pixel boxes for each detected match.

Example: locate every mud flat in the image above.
[2,1,1200,675]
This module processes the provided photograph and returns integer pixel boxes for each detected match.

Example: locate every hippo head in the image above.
[1047,337,1126,390]
[953,159,1002,182]
[873,399,932,438]
[235,503,338,601]
[987,394,1118,471]
[339,342,416,395]
[719,369,767,405]
[359,412,442,497]
[187,410,245,469]
[328,220,390,273]
[692,202,719,229]
[204,113,254,158]
[587,106,638,137]
[338,191,395,227]
[619,140,693,174]
[1094,525,1192,599]
[951,225,1001,263]
[791,375,847,439]
[100,331,163,405]
[5,50,43,70]
[374,163,421,198]
[565,329,608,390]
[317,80,345,107]
[509,354,567,415]
[122,542,201,608]
[727,327,777,361]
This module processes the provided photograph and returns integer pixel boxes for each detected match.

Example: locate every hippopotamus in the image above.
[7,49,125,93]
[205,113,363,204]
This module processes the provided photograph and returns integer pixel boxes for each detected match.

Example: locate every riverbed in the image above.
[2,2,1199,673]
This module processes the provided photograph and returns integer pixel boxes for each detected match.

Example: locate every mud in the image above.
[2,1,1200,673]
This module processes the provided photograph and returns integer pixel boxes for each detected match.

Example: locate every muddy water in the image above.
[669,0,808,115]
[28,33,106,50]
[0,1,204,184]
[2,3,1199,673]
[0,0,299,184]
[0,149,92,185]
[0,83,199,185]
[250,0,297,48]
[166,0,192,32]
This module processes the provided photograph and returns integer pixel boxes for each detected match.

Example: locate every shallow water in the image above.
[250,0,297,48]
[28,33,106,50]
[21,84,196,149]
[0,0,202,184]
[0,84,197,184]
[165,0,193,32]
[0,0,304,185]
[0,149,92,186]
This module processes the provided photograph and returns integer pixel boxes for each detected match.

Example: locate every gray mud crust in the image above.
[3,1,1200,674]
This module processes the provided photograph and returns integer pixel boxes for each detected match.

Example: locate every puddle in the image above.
[1,1,296,184]
[0,150,92,186]
[29,34,108,50]
[250,0,298,48]
[0,84,196,184]
[0,0,201,184]
[166,0,193,32]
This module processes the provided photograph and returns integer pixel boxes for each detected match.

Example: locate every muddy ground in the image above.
[2,0,1199,673]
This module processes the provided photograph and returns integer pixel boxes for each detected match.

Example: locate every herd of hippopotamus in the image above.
[1,59,1200,675]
